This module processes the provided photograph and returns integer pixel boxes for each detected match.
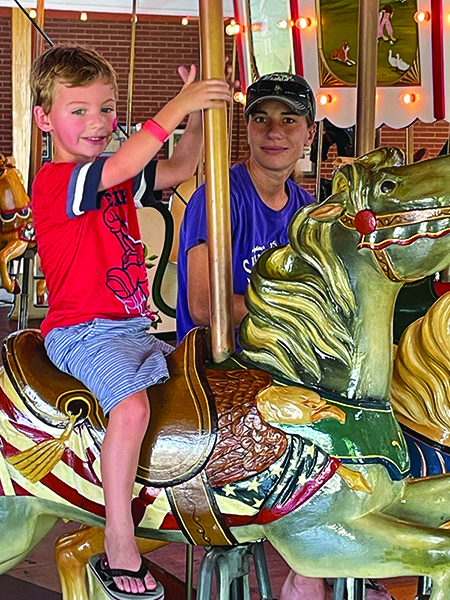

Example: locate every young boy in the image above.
[31,45,230,598]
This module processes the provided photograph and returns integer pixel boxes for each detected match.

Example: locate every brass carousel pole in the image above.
[406,124,414,164]
[314,120,324,202]
[228,35,237,165]
[355,0,379,156]
[199,0,235,361]
[126,0,137,135]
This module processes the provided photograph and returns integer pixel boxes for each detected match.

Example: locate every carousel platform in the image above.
[0,304,419,600]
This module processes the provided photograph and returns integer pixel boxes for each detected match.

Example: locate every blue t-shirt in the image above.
[176,162,315,342]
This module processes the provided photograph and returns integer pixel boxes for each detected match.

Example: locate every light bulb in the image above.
[400,92,417,104]
[414,11,430,23]
[226,20,240,36]
[317,93,332,106]
[234,91,246,104]
[295,17,311,29]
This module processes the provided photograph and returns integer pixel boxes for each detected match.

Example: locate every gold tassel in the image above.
[337,465,373,494]
[6,414,77,483]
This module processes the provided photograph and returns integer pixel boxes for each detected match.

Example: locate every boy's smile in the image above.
[39,79,117,164]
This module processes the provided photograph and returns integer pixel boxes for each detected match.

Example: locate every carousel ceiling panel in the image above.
[0,0,234,17]
[302,0,435,128]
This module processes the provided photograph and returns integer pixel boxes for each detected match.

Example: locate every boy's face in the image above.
[34,79,117,164]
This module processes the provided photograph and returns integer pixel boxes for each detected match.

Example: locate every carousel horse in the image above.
[392,291,450,477]
[0,154,34,294]
[4,147,450,600]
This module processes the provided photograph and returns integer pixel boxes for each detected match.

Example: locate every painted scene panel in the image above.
[317,0,420,86]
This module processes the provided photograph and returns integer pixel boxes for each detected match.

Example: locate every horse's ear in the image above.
[309,201,345,222]
[332,170,350,195]
[357,147,405,170]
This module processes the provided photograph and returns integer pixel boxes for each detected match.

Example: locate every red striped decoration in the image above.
[233,0,249,90]
[289,0,304,76]
[0,435,105,516]
[431,0,445,120]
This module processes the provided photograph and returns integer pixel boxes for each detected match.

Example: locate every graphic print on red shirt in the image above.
[32,159,158,336]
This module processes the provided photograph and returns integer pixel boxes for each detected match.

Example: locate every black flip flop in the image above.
[88,553,165,600]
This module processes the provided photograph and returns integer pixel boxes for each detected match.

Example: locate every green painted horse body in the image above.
[2,148,450,599]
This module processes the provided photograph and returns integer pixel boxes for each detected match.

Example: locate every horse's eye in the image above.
[380,180,396,194]
[18,209,30,218]
[0,213,15,222]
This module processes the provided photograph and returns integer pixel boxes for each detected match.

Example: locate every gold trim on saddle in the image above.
[167,471,237,546]
[2,329,104,430]
[137,327,218,487]
[2,328,219,489]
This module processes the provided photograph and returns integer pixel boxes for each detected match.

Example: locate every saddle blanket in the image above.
[0,374,340,535]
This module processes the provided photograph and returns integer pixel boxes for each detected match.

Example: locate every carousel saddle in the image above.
[2,327,217,487]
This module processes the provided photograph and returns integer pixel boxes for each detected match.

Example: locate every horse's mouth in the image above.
[358,222,450,252]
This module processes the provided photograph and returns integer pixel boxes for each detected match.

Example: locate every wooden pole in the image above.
[199,0,235,361]
[355,0,378,157]
[11,8,32,189]
[126,0,137,136]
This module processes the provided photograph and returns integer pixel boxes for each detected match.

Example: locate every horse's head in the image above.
[0,154,32,221]
[0,155,34,293]
[240,148,450,395]
[323,148,450,282]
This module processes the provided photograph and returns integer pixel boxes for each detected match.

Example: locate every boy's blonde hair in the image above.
[31,45,118,113]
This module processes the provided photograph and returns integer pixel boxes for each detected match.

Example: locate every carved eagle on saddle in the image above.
[1,327,350,545]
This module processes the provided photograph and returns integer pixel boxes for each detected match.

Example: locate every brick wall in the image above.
[1,9,448,197]
[0,10,249,166]
[301,120,450,196]
[0,11,12,156]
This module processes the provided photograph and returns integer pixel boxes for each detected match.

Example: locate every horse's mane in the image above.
[239,147,405,385]
[239,201,356,384]
[391,292,450,441]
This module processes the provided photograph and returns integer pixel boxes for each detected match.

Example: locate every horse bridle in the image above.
[339,206,450,282]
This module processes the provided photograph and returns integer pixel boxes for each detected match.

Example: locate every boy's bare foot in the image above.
[104,531,157,594]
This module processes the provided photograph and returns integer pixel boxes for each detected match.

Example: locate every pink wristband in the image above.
[141,119,169,143]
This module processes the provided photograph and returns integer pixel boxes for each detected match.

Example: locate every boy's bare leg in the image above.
[101,390,156,594]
